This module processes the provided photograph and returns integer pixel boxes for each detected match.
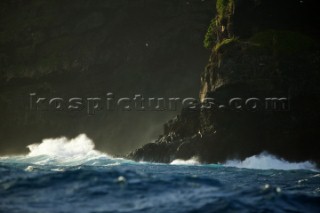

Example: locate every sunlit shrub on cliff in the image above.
[204,0,235,49]
[204,18,218,49]
[214,37,238,52]
[216,0,235,21]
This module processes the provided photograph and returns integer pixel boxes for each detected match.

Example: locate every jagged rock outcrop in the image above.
[129,0,320,165]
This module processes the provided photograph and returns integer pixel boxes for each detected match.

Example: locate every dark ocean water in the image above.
[0,134,319,213]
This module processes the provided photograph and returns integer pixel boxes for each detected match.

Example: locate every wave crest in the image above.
[170,157,200,165]
[224,153,317,171]
[27,134,101,158]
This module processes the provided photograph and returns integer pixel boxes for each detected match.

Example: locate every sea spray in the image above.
[27,134,101,158]
[170,157,200,166]
[224,152,318,171]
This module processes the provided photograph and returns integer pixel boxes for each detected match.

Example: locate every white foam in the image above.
[27,134,101,158]
[25,165,34,172]
[224,153,318,171]
[170,157,200,165]
[0,134,136,166]
[25,134,114,166]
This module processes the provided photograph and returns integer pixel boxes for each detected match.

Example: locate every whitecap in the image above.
[1,134,117,166]
[27,134,101,158]
[170,157,200,165]
[25,165,34,172]
[224,152,318,171]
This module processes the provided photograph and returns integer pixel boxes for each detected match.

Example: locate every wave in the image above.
[0,134,123,166]
[224,153,318,171]
[169,153,317,171]
[170,157,200,165]
[27,134,101,158]
[0,134,318,171]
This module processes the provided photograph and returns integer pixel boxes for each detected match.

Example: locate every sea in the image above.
[0,134,319,213]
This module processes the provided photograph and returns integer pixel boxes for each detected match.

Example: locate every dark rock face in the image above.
[0,0,216,154]
[128,0,320,165]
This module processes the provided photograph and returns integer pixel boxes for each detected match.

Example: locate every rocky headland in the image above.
[128,0,320,165]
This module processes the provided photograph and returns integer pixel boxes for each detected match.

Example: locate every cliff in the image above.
[128,0,320,164]
[0,0,215,154]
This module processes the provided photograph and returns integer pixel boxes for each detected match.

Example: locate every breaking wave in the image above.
[170,157,200,165]
[225,152,318,171]
[0,134,317,171]
[0,134,127,166]
[27,134,101,158]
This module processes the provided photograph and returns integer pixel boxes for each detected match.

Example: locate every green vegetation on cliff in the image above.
[214,37,238,52]
[216,0,235,21]
[204,18,218,49]
[204,0,235,49]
